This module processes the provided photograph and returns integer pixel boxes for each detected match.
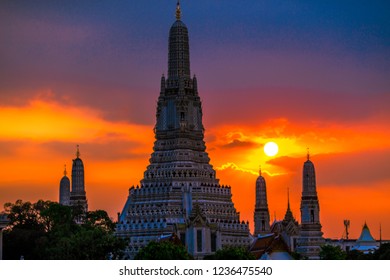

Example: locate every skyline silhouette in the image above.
[0,1,389,240]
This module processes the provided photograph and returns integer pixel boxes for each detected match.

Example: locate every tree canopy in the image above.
[134,241,193,260]
[2,199,126,260]
[320,245,347,260]
[203,246,256,260]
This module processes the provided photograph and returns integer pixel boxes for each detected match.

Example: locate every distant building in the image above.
[0,212,9,260]
[325,222,388,255]
[295,151,324,259]
[254,168,271,235]
[70,145,88,213]
[352,222,379,253]
[116,2,250,259]
[59,165,70,206]
[277,188,300,252]
[58,145,88,217]
[258,153,323,259]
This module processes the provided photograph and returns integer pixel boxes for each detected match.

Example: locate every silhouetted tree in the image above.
[373,243,390,260]
[320,245,347,260]
[134,241,193,260]
[203,246,256,260]
[346,249,373,260]
[2,199,126,260]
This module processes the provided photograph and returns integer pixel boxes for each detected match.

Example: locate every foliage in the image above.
[346,249,371,260]
[373,243,390,260]
[320,245,347,260]
[203,246,256,260]
[2,199,126,260]
[290,251,304,260]
[134,241,193,260]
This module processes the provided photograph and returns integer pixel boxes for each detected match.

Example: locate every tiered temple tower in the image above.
[117,2,250,259]
[254,168,270,235]
[70,145,88,214]
[296,151,324,259]
[59,165,70,206]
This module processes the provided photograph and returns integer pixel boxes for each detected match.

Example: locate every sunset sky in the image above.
[1,1,389,239]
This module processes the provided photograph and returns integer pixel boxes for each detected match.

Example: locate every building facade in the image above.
[116,2,250,259]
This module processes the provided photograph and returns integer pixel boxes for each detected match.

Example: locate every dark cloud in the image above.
[221,139,257,149]
[42,140,150,162]
[203,86,390,128]
[0,140,25,157]
[1,1,389,127]
[0,139,150,162]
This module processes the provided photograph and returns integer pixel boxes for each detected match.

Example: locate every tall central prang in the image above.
[117,2,250,259]
[146,1,216,187]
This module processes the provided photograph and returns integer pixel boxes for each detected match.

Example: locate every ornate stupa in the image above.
[59,165,70,206]
[296,150,324,259]
[70,145,88,213]
[254,168,271,235]
[116,1,250,259]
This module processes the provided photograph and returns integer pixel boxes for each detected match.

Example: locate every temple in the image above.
[116,1,250,259]
[254,168,271,235]
[58,145,88,218]
[59,165,70,206]
[295,150,324,259]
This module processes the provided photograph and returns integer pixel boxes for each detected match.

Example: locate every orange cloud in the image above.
[0,96,154,214]
[1,95,390,240]
[0,98,152,143]
[204,116,390,238]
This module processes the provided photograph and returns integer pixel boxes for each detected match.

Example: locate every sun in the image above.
[264,141,279,156]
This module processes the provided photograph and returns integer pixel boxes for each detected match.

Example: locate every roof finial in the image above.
[307,147,310,161]
[76,145,80,158]
[287,187,290,210]
[259,165,262,176]
[176,0,181,20]
[64,164,67,176]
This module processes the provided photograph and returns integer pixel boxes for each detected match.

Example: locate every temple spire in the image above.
[287,187,290,210]
[307,147,310,161]
[297,151,324,259]
[64,164,67,176]
[176,1,181,20]
[254,166,270,235]
[259,165,262,176]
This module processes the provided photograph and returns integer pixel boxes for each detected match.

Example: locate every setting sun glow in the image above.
[264,142,279,157]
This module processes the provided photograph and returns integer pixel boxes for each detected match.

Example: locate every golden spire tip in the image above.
[176,0,181,20]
